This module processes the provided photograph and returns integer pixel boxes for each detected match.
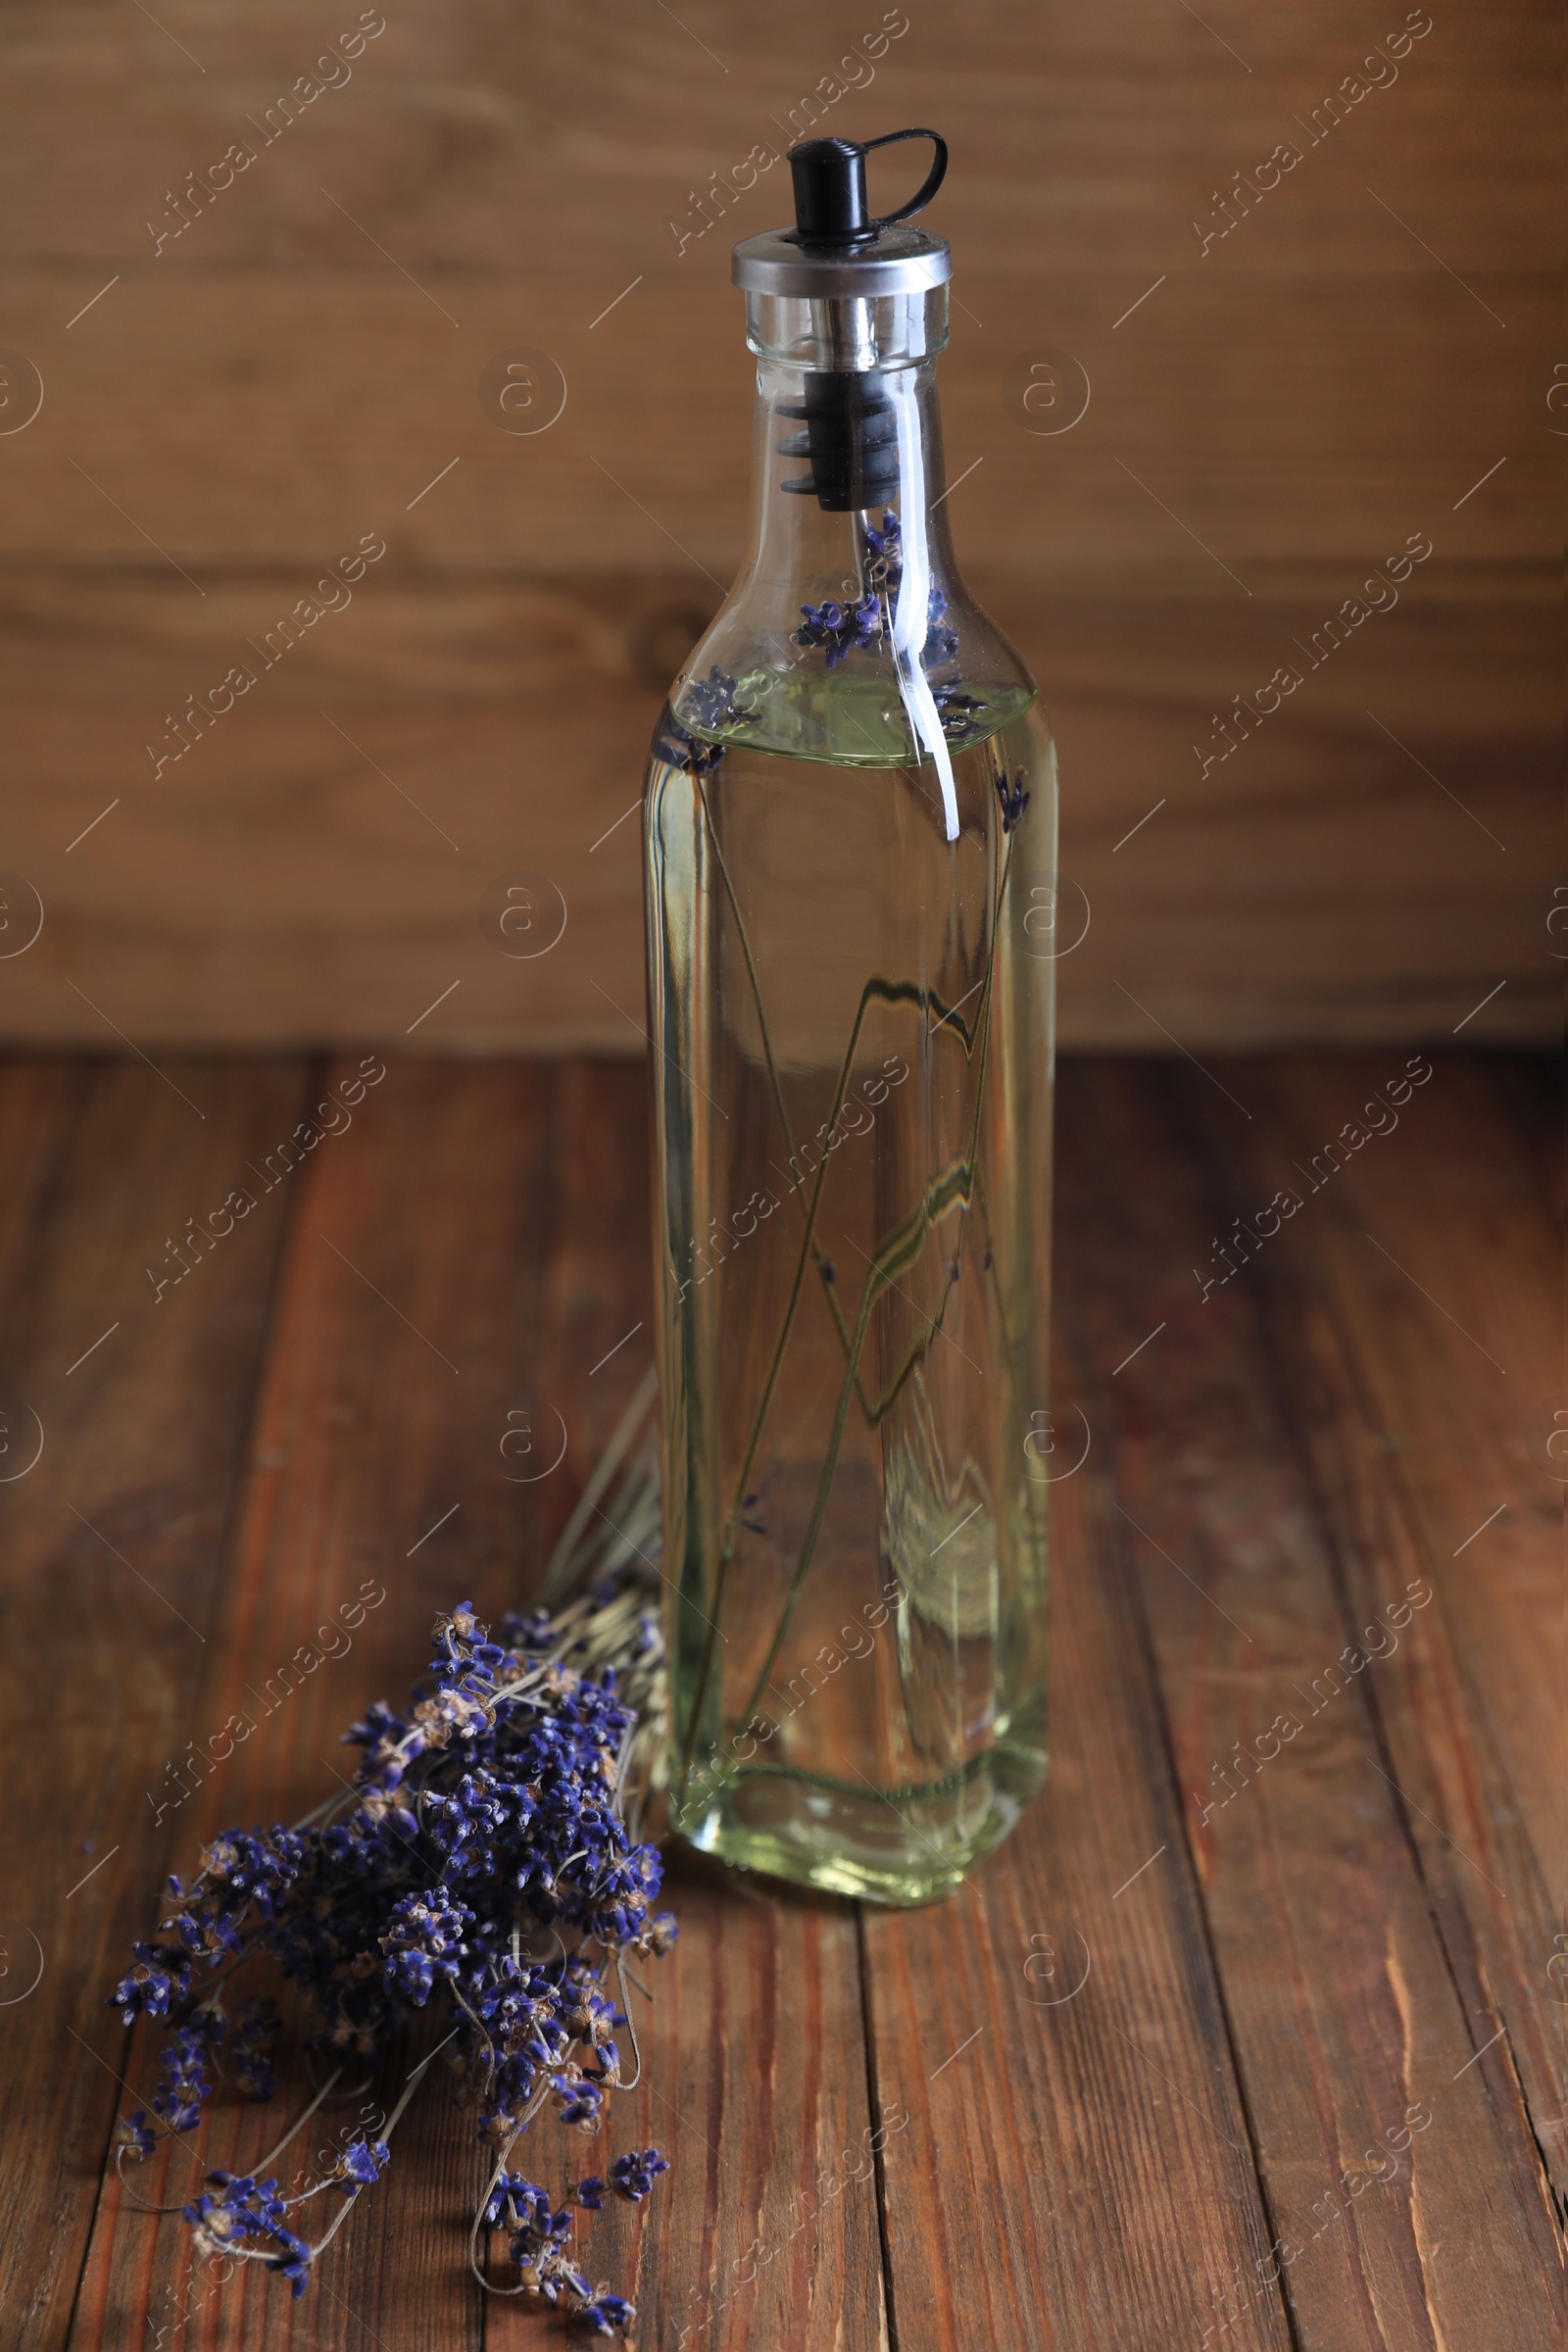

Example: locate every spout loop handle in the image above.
[861,128,949,230]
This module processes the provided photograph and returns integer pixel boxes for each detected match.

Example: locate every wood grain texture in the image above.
[1256,1059,1562,1903]
[861,1459,1295,2351]
[62,1057,884,2351]
[1215,1057,1568,2206]
[0,1051,1558,2352]
[0,565,1550,1054]
[1051,1059,1565,2348]
[0,1058,309,2352]
[71,1059,580,2352]
[0,0,1554,1050]
[541,1860,889,2352]
[0,278,1551,572]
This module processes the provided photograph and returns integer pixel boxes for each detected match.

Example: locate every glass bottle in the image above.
[643,131,1056,1904]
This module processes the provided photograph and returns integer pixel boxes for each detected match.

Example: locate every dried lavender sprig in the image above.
[111,1380,674,2332]
[116,2059,342,2216]
[793,509,963,687]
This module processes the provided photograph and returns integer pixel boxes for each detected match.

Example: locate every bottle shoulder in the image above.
[644,692,1057,870]
[668,583,1042,770]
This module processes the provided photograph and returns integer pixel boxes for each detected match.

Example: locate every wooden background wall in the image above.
[0,0,1555,1053]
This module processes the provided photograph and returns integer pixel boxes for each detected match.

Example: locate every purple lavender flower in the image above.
[335,2136,391,2194]
[482,2170,533,2228]
[794,509,963,684]
[609,2146,670,2204]
[486,2175,574,2284]
[551,2069,605,2132]
[481,2175,638,2333]
[796,592,883,668]
[380,1887,472,2004]
[499,1604,556,1651]
[469,1958,575,2139]
[923,582,959,665]
[655,720,725,778]
[342,1697,410,1790]
[111,1940,191,2026]
[112,1583,676,2323]
[862,507,901,577]
[269,2231,315,2298]
[153,2025,215,2132]
[682,664,755,734]
[198,1827,306,1915]
[656,666,756,778]
[202,2181,313,2297]
[579,2292,637,2335]
[995,765,1030,835]
[183,2169,313,2292]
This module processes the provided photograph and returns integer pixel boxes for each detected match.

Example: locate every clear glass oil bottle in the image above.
[643,132,1056,1903]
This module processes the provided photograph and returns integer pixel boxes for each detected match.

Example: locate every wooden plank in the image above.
[1252,1058,1561,1912]
[0,566,1550,1054]
[67,1059,884,2351]
[0,1,1550,574]
[1214,1054,1566,2203]
[1053,1060,1564,2347]
[1,0,1550,296]
[0,0,1554,1054]
[0,1057,309,2352]
[0,276,1552,573]
[509,1857,888,2352]
[860,1417,1295,2343]
[69,1056,565,2352]
[15,1048,1562,2348]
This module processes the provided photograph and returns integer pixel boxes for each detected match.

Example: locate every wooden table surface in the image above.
[0,1051,1560,2351]
[3,2,1555,1058]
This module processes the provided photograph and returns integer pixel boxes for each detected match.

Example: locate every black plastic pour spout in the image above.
[787,127,948,250]
[775,128,947,512]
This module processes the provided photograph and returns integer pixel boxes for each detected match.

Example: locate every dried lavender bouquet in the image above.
[111,1373,673,2337]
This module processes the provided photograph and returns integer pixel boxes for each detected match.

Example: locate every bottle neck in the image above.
[734,355,958,659]
[669,281,1035,828]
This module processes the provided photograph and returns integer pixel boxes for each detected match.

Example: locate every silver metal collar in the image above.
[732,222,952,300]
